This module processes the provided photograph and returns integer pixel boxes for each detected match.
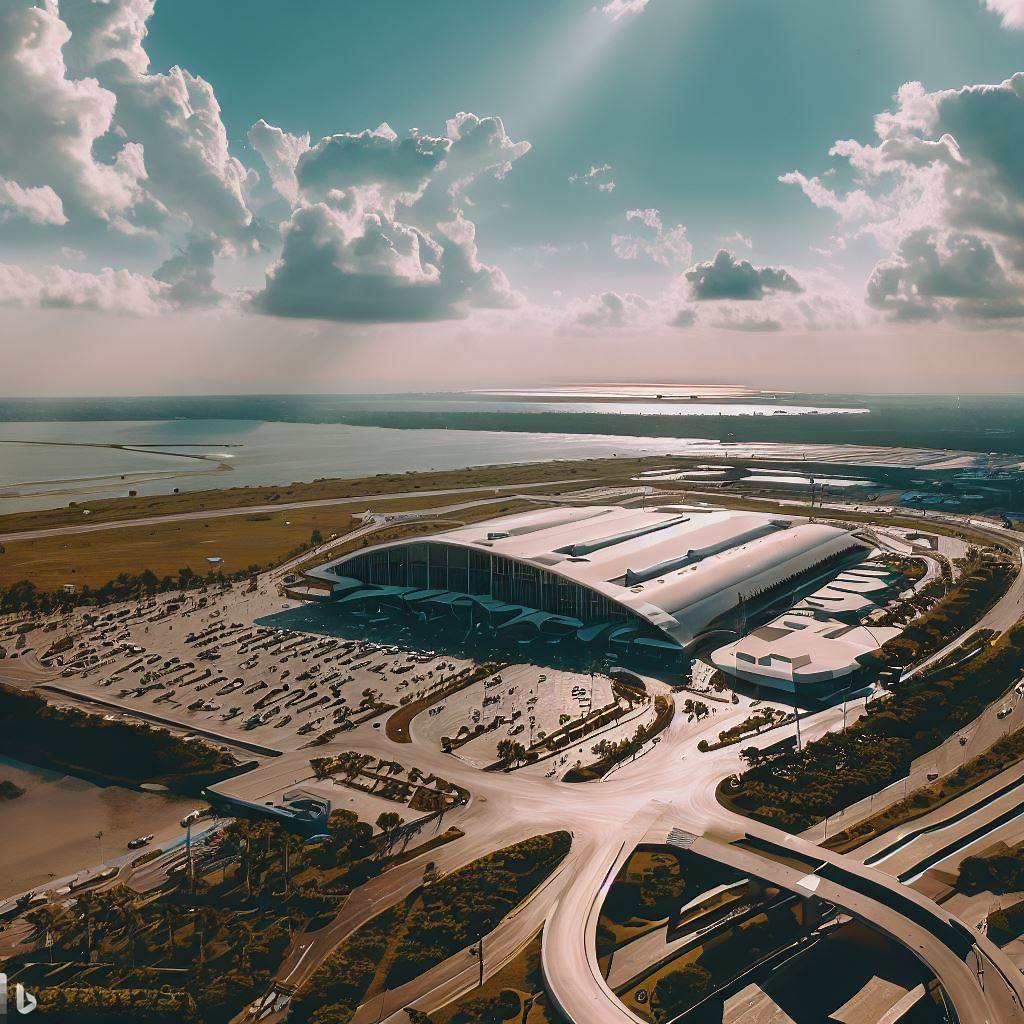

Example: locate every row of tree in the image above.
[293,831,572,1022]
[14,812,384,1023]
[730,617,1024,831]
[0,683,238,792]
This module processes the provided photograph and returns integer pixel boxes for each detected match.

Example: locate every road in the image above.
[0,478,599,544]
[7,495,1024,1024]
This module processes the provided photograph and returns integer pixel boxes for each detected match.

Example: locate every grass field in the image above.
[0,496,541,592]
[0,507,354,590]
[0,456,657,534]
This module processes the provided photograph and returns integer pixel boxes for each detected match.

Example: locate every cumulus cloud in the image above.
[250,112,528,322]
[0,0,256,248]
[248,118,310,205]
[685,249,803,300]
[710,312,782,332]
[569,163,616,192]
[296,123,446,202]
[569,290,649,330]
[0,0,145,224]
[251,200,517,322]
[785,72,1024,326]
[669,307,697,328]
[0,178,66,225]
[867,228,1021,321]
[0,261,166,316]
[612,208,692,267]
[981,0,1024,28]
[153,235,223,309]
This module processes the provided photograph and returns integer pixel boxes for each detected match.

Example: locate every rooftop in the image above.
[327,505,869,649]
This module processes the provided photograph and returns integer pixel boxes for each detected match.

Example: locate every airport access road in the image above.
[543,801,1024,1024]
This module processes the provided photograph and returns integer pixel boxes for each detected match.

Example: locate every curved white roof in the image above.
[336,505,867,650]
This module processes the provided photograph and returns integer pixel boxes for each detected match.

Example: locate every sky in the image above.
[3,0,1024,395]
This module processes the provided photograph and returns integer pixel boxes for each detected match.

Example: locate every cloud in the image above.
[867,228,1019,322]
[981,0,1024,28]
[0,0,256,247]
[720,231,753,251]
[710,312,782,332]
[296,123,447,202]
[778,171,879,223]
[0,261,166,316]
[569,290,649,329]
[569,163,616,192]
[669,307,697,328]
[685,249,803,300]
[250,112,528,322]
[786,72,1024,326]
[612,208,692,267]
[0,178,66,225]
[153,235,223,309]
[248,119,310,205]
[0,0,145,224]
[250,200,517,322]
[595,0,650,21]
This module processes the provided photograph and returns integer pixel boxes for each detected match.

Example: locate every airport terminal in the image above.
[296,504,899,703]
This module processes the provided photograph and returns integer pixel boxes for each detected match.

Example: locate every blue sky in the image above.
[3,0,1024,394]
[142,0,1024,282]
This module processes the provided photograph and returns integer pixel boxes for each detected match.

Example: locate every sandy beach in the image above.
[0,756,196,898]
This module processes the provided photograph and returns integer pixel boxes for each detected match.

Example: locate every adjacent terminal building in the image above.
[303,505,881,688]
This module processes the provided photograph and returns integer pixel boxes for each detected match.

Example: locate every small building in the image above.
[710,614,884,706]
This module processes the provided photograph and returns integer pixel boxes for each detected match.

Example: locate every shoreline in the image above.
[0,755,195,899]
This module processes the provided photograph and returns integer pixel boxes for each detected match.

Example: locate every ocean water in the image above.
[0,419,722,514]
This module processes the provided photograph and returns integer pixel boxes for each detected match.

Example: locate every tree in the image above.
[654,964,712,1018]
[740,746,762,769]
[376,811,405,850]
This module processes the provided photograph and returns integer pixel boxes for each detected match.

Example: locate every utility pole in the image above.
[795,710,803,752]
[478,932,485,988]
[186,821,194,895]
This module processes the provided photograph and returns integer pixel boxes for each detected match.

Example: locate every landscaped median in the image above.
[823,728,1024,854]
[563,695,675,782]
[859,550,1014,678]
[386,661,506,744]
[290,831,572,1024]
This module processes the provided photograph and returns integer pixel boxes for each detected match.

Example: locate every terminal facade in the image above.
[299,505,901,704]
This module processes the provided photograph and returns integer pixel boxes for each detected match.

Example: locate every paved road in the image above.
[0,479,598,544]
[10,496,1024,1024]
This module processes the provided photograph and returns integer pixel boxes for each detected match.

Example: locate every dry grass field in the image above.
[0,456,660,535]
[0,507,354,590]
[0,495,542,592]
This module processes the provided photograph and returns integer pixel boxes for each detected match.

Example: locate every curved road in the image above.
[9,499,1024,1024]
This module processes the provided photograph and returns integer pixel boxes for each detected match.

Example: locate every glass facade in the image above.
[341,542,633,624]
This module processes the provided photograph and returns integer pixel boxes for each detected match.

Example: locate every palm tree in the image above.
[375,811,405,851]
